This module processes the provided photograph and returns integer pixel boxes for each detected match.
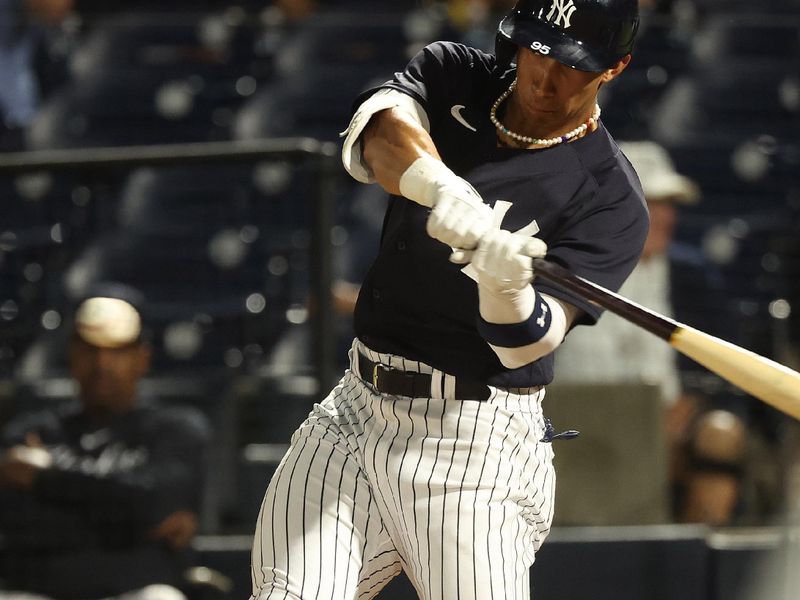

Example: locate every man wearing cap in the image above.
[0,284,211,600]
[556,140,747,525]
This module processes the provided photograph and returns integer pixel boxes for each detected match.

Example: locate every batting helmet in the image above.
[496,0,639,72]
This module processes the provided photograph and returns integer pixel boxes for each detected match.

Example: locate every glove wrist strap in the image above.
[399,154,456,208]
[478,284,536,324]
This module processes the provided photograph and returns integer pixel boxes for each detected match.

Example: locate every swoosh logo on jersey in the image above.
[450,105,477,132]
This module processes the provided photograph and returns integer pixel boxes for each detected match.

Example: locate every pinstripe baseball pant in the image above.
[250,339,556,600]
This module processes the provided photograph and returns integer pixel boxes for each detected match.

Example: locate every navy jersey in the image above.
[353,41,648,388]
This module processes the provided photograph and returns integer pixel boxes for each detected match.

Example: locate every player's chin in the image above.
[83,385,123,407]
[523,99,560,116]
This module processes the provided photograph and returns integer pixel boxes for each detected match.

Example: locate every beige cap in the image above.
[75,297,142,348]
[619,140,701,205]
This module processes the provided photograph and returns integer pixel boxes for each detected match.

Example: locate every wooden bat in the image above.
[530,257,800,421]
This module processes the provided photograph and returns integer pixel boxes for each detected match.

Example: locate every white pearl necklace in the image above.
[490,79,601,148]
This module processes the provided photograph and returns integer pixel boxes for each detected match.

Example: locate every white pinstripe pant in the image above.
[251,340,556,600]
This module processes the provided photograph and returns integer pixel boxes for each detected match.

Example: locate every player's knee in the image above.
[691,409,747,467]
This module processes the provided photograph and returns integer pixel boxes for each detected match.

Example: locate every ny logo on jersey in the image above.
[541,0,577,29]
[459,200,540,282]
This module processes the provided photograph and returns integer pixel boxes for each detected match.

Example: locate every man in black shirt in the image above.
[250,2,648,599]
[0,283,210,600]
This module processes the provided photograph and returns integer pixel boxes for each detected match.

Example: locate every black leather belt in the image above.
[356,352,491,401]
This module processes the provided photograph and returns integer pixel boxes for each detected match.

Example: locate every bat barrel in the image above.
[531,258,800,421]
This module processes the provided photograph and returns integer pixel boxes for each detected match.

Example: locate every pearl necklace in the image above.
[490,79,601,148]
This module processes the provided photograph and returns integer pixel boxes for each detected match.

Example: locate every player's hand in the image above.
[149,510,198,550]
[425,180,493,250]
[463,229,548,293]
[398,154,493,249]
[0,439,51,490]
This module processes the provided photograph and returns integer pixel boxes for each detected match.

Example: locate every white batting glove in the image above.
[472,229,547,294]
[465,229,548,325]
[399,155,493,249]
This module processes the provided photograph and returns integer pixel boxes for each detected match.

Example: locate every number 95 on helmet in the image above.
[495,0,640,72]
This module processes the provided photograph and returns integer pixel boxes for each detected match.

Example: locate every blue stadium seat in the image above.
[115,163,320,241]
[599,13,693,139]
[692,0,800,16]
[658,137,797,212]
[116,165,258,237]
[45,230,294,376]
[690,14,800,67]
[272,12,415,78]
[233,65,389,142]
[68,12,265,82]
[27,71,246,149]
[648,72,800,145]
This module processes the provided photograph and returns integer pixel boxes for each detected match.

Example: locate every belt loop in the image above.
[443,374,456,399]
[430,371,443,399]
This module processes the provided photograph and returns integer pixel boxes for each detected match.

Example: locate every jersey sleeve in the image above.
[352,41,484,123]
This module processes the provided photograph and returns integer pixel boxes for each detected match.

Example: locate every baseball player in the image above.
[250,1,648,599]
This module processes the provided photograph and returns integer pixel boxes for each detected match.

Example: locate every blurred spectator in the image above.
[0,0,73,151]
[555,140,749,526]
[406,1,516,52]
[444,0,516,50]
[269,0,321,22]
[0,282,211,600]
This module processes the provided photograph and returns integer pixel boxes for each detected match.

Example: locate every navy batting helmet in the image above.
[496,0,639,72]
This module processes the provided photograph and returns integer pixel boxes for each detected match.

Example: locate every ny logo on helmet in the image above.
[543,0,577,29]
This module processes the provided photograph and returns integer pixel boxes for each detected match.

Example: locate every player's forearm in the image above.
[361,108,441,196]
[340,88,432,186]
[343,88,492,249]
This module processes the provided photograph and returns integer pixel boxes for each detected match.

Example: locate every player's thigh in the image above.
[251,392,401,600]
[380,395,553,600]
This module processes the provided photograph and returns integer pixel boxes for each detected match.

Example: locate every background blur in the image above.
[1,0,800,599]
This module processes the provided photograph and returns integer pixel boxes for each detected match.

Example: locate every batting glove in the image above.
[465,229,548,326]
[472,229,547,294]
[399,155,493,249]
[451,230,566,368]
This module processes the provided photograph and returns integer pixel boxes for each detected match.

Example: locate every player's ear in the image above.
[601,54,631,84]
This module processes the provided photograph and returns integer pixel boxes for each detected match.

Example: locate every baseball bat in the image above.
[529,257,800,421]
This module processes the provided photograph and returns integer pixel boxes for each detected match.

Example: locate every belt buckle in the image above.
[372,362,389,390]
